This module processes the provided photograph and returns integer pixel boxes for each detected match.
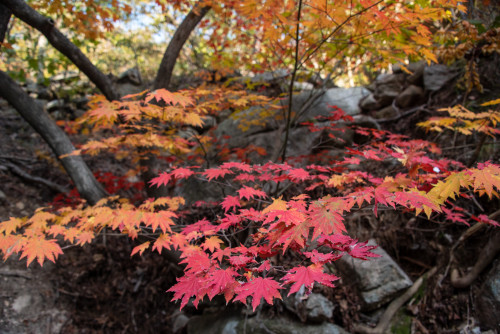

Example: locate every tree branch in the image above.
[0,70,108,204]
[153,4,210,90]
[2,0,118,101]
[1,160,69,194]
[0,3,12,44]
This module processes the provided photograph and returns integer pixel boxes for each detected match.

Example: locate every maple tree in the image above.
[1,0,500,321]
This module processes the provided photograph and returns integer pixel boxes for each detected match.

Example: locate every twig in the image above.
[0,269,33,279]
[353,267,437,334]
[376,103,428,124]
[2,161,68,193]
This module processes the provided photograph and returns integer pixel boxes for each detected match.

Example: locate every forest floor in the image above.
[0,82,499,333]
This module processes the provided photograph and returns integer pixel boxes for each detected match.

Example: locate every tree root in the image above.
[1,161,68,194]
[450,230,500,288]
[449,209,500,289]
[353,267,437,334]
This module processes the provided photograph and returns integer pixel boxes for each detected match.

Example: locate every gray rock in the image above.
[359,93,381,111]
[237,317,350,334]
[407,62,426,86]
[117,67,142,85]
[172,311,190,333]
[305,293,335,322]
[373,105,398,120]
[395,85,425,108]
[336,239,412,310]
[295,87,369,120]
[476,259,500,330]
[373,74,404,107]
[423,64,460,91]
[214,106,282,139]
[46,99,65,112]
[187,310,350,334]
[252,69,289,83]
[293,81,314,91]
[188,313,239,334]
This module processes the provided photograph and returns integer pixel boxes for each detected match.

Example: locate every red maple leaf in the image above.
[308,197,346,240]
[168,272,207,310]
[150,172,171,187]
[238,186,267,200]
[233,277,282,311]
[171,167,195,179]
[288,168,310,181]
[221,195,241,213]
[206,268,239,300]
[303,249,339,264]
[221,161,253,172]
[348,241,381,260]
[202,168,234,181]
[282,264,339,295]
[229,254,255,267]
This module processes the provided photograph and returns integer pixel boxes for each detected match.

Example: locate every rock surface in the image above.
[187,311,350,334]
[336,239,413,311]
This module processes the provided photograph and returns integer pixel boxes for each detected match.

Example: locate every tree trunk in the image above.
[2,0,118,101]
[153,5,210,90]
[0,4,11,43]
[0,70,108,204]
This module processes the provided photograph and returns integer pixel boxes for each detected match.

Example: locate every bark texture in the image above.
[0,70,108,204]
[153,5,210,89]
[2,0,118,101]
[0,3,11,43]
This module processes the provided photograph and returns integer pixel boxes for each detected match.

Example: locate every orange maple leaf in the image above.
[20,237,63,266]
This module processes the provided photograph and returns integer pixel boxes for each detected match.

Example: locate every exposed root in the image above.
[353,267,437,334]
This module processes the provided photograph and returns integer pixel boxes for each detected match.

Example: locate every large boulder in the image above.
[335,239,413,311]
[395,85,425,108]
[423,64,460,91]
[293,87,370,121]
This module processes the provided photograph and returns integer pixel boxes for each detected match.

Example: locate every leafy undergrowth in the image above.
[1,81,500,333]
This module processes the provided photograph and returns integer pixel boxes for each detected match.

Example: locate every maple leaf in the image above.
[171,167,195,179]
[282,264,339,296]
[347,241,381,260]
[288,168,310,181]
[206,268,239,300]
[145,89,194,107]
[145,210,177,233]
[237,186,267,200]
[229,254,255,267]
[152,234,171,254]
[274,220,310,251]
[150,172,172,187]
[309,197,346,240]
[202,236,223,252]
[202,168,234,181]
[20,237,63,266]
[303,249,339,264]
[0,217,24,235]
[131,241,150,256]
[256,260,271,272]
[220,161,252,172]
[168,273,207,310]
[221,195,241,213]
[233,277,283,311]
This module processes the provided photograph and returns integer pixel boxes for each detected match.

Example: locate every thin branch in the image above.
[2,161,68,194]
